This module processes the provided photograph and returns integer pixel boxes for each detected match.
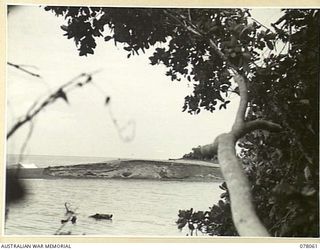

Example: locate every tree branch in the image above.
[235,119,282,139]
[8,62,41,78]
[218,133,270,236]
[164,9,239,72]
[163,9,279,236]
[163,9,203,37]
[7,73,94,139]
[232,74,249,129]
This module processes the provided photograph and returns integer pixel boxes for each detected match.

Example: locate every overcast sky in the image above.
[6,6,281,159]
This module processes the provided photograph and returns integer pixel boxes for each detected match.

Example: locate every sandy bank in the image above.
[9,159,223,181]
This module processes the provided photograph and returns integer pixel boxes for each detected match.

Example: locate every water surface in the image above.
[5,178,222,236]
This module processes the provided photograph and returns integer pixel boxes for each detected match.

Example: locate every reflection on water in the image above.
[5,178,223,236]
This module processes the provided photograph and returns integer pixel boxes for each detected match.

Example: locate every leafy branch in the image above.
[164,9,283,236]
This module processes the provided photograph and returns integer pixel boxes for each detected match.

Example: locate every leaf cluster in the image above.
[44,7,274,114]
[176,183,237,236]
[182,145,218,162]
[178,9,319,237]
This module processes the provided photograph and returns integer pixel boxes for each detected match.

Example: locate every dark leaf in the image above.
[266,40,274,50]
[177,218,187,229]
[105,96,111,105]
[56,89,68,104]
[220,192,227,199]
[60,25,69,31]
[219,103,226,110]
[79,50,86,56]
[188,223,195,230]
[104,36,112,41]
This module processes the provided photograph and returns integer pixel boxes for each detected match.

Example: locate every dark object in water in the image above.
[64,202,75,215]
[61,215,77,224]
[61,219,68,224]
[55,231,72,235]
[89,213,113,220]
[71,215,77,224]
[6,171,26,204]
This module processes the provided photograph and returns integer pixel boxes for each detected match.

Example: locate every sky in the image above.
[6,6,281,160]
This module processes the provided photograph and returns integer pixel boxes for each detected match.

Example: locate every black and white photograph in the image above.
[4,4,319,239]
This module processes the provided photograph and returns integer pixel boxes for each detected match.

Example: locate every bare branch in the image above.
[7,73,95,139]
[19,121,35,157]
[236,119,282,139]
[83,79,136,143]
[107,105,136,143]
[163,9,202,37]
[198,120,282,160]
[8,62,41,78]
[232,74,249,129]
[164,9,239,73]
[250,17,276,34]
[187,9,192,22]
[218,133,270,236]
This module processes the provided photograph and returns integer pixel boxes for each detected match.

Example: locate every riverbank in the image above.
[8,159,222,181]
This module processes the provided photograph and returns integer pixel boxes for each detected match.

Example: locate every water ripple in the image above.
[5,179,222,236]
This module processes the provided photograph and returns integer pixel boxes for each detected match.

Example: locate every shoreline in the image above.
[8,159,223,182]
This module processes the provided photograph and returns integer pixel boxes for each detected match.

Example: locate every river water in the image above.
[5,178,223,236]
[5,154,223,236]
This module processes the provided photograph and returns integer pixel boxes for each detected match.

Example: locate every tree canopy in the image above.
[44,7,262,113]
[44,7,319,237]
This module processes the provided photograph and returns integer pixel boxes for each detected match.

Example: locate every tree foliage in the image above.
[182,145,218,162]
[177,9,319,237]
[44,7,262,113]
[45,7,319,237]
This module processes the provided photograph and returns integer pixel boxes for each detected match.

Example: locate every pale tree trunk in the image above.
[200,73,281,237]
[164,10,282,236]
